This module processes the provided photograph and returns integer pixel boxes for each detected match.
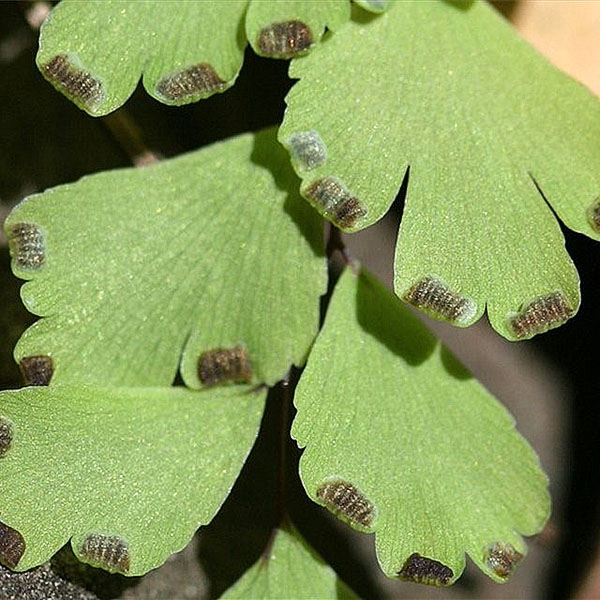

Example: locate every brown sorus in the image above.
[485,541,523,579]
[7,222,45,270]
[305,177,367,230]
[397,553,454,586]
[80,534,130,573]
[510,291,573,338]
[19,355,54,386]
[257,21,313,58]
[43,54,104,109]
[316,479,376,528]
[0,417,14,458]
[156,64,225,101]
[0,521,25,569]
[586,197,600,232]
[197,345,253,386]
[403,276,476,324]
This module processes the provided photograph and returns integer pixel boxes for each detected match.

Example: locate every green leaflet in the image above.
[292,267,549,584]
[0,384,266,574]
[37,0,248,114]
[279,0,599,339]
[5,128,325,388]
[221,527,357,599]
[36,0,357,114]
[245,0,350,59]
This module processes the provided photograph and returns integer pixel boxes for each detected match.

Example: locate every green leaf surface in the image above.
[5,128,325,388]
[245,0,349,59]
[0,384,266,574]
[292,267,549,584]
[37,0,248,115]
[279,0,599,339]
[221,527,356,599]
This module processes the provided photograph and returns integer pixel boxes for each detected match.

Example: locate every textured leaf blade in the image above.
[221,527,357,599]
[37,0,248,115]
[279,0,598,339]
[245,0,349,59]
[142,1,247,105]
[292,267,549,584]
[5,128,325,388]
[394,163,580,340]
[0,384,266,574]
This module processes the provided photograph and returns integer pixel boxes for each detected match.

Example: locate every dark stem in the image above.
[275,374,290,526]
[325,223,353,265]
[261,223,357,562]
[103,111,160,167]
[325,223,360,280]
[261,371,293,562]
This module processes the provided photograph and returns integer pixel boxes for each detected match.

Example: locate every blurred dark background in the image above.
[1,1,599,598]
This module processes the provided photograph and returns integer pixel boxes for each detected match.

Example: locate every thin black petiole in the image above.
[276,372,294,527]
[261,224,356,562]
[325,223,360,276]
[326,223,352,265]
[261,370,293,562]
